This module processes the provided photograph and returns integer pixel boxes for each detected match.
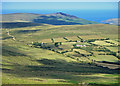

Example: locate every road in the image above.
[6,29,16,41]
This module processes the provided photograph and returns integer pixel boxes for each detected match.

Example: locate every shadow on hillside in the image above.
[33,59,118,74]
[1,22,43,28]
[13,29,41,34]
[2,44,27,56]
[33,18,82,25]
[2,58,119,84]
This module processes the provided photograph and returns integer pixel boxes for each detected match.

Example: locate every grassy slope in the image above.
[2,24,119,84]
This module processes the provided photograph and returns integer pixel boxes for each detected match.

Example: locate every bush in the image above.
[63,37,68,40]
[54,42,62,47]
[61,51,69,54]
[87,39,96,42]
[51,38,54,43]
[77,36,83,40]
[32,42,41,46]
[55,42,59,47]
[105,38,110,40]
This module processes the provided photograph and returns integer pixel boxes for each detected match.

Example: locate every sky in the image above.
[2,2,118,10]
[1,0,120,2]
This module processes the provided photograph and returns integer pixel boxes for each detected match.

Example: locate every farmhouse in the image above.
[76,44,86,47]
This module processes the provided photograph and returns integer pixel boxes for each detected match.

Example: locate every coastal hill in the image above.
[2,12,98,26]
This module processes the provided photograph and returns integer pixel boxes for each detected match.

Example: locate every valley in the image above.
[2,23,120,85]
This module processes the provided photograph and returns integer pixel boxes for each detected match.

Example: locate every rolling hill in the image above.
[2,22,120,85]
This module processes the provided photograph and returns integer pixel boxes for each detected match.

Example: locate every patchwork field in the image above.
[91,41,113,46]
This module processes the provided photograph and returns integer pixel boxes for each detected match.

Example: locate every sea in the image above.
[2,9,118,23]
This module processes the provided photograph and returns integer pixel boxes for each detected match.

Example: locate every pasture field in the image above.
[66,36,80,41]
[73,49,91,55]
[2,24,120,85]
[64,51,78,56]
[106,47,118,52]
[41,39,52,43]
[91,51,107,55]
[89,55,119,62]
[54,38,66,42]
[75,42,91,46]
[80,35,105,40]
[91,41,113,46]
[59,42,76,50]
[105,40,119,45]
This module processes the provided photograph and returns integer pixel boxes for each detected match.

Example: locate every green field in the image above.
[73,49,90,55]
[106,47,118,52]
[2,23,120,85]
[91,41,113,46]
[89,55,118,62]
[105,40,119,45]
[80,35,105,40]
[54,38,66,42]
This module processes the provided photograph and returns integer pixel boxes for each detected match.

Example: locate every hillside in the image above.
[2,12,98,26]
[2,23,120,85]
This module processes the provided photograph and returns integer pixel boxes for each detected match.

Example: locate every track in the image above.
[6,29,16,41]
